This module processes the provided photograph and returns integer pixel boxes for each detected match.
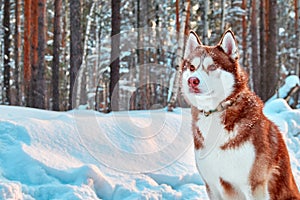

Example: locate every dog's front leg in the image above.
[205,184,221,200]
[252,181,270,200]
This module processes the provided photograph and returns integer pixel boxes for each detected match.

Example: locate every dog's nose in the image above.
[188,77,200,87]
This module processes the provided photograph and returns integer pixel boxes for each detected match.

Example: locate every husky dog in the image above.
[181,29,300,200]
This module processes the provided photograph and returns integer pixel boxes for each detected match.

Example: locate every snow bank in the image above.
[0,107,114,199]
[266,75,300,105]
[0,106,206,199]
[0,99,299,199]
[0,181,24,200]
[264,98,300,188]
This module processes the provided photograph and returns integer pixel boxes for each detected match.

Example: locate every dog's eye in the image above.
[189,65,196,72]
[207,64,217,71]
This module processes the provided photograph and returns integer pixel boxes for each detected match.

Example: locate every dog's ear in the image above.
[184,31,202,59]
[219,30,239,60]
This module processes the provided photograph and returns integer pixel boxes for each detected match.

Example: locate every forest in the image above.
[0,0,299,112]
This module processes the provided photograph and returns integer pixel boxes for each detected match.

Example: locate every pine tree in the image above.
[24,0,32,106]
[14,0,21,105]
[36,0,46,109]
[3,0,11,104]
[52,0,62,111]
[69,0,83,110]
[264,0,278,101]
[251,0,259,94]
[241,0,248,69]
[167,0,191,111]
[61,0,70,110]
[293,0,299,107]
[109,0,121,111]
[220,0,226,34]
[259,0,265,99]
[31,0,38,107]
[167,0,181,112]
[295,0,299,69]
[202,0,209,44]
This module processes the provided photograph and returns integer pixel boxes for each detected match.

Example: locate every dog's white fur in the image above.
[181,56,235,111]
[195,112,257,199]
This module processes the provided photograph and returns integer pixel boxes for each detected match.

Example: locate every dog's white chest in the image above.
[194,113,256,193]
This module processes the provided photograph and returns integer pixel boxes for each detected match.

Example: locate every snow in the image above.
[0,106,207,199]
[266,75,300,104]
[0,97,300,199]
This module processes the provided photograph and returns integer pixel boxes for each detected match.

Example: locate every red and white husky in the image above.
[181,29,300,200]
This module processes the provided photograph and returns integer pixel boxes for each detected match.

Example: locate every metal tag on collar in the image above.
[204,110,211,117]
[204,108,218,117]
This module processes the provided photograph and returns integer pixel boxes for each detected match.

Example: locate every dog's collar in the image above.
[201,99,235,117]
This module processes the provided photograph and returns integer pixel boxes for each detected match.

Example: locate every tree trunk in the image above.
[167,0,180,112]
[24,0,32,106]
[184,0,191,36]
[94,2,104,110]
[13,0,21,105]
[32,0,46,109]
[3,0,11,105]
[176,0,179,33]
[69,0,83,110]
[61,0,69,110]
[167,0,191,111]
[294,0,299,72]
[241,0,247,69]
[109,0,121,111]
[76,2,95,108]
[52,0,62,111]
[264,0,278,101]
[264,0,269,44]
[136,0,146,110]
[259,0,265,99]
[30,0,38,107]
[220,0,226,34]
[251,0,259,94]
[203,0,209,44]
[293,0,300,107]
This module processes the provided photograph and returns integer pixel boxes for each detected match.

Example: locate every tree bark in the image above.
[167,0,191,111]
[3,0,11,104]
[52,0,62,111]
[184,0,191,36]
[264,0,278,101]
[136,0,146,110]
[13,0,21,105]
[259,0,265,99]
[61,0,69,110]
[30,0,38,107]
[220,0,226,34]
[76,2,95,108]
[31,0,46,109]
[251,0,259,94]
[202,0,209,45]
[293,0,300,107]
[109,0,121,111]
[176,0,179,33]
[241,0,247,69]
[69,0,83,110]
[24,0,32,106]
[294,0,299,70]
[167,0,180,111]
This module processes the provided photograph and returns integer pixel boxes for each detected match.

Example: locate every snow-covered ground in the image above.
[0,99,300,199]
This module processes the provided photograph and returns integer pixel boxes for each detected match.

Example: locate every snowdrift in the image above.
[0,102,299,199]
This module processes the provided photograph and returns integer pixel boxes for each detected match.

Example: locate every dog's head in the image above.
[181,30,247,111]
